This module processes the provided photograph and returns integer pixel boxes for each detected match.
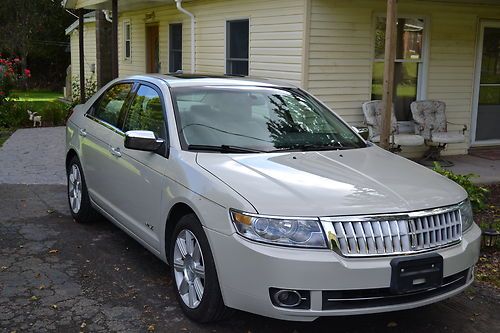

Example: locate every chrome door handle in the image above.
[110,147,122,157]
[79,128,87,137]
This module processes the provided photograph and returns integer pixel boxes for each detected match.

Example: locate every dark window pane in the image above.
[481,28,500,84]
[169,24,183,72]
[371,62,418,121]
[125,41,131,58]
[95,83,133,127]
[227,60,248,76]
[124,85,165,138]
[228,20,249,60]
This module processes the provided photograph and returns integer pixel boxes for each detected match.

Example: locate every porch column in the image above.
[111,0,119,79]
[79,9,86,103]
[380,0,398,150]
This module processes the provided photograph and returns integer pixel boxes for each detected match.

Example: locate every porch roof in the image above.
[65,11,96,35]
[63,0,178,10]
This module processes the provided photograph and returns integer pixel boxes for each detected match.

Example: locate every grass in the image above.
[13,90,63,102]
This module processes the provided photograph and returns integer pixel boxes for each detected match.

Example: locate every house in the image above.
[65,11,98,99]
[63,0,500,156]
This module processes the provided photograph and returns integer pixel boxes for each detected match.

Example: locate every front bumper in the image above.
[205,223,481,321]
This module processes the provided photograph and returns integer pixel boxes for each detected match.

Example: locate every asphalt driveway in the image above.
[0,127,499,332]
[0,184,499,333]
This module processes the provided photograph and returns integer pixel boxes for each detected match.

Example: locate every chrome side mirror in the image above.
[124,130,165,152]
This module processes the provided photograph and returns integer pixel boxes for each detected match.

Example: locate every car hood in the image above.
[196,146,467,217]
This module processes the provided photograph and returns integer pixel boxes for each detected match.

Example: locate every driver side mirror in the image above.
[124,130,165,153]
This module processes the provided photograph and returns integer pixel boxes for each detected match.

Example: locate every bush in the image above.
[432,162,489,212]
[71,75,97,104]
[0,56,30,103]
[0,98,29,128]
[0,96,70,128]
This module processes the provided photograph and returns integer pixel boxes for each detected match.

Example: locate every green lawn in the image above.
[14,90,63,102]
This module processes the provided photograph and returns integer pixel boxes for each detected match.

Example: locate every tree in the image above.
[0,0,74,89]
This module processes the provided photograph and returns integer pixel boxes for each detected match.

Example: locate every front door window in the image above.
[476,27,500,142]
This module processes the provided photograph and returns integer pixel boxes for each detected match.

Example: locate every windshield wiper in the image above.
[271,143,355,152]
[187,144,266,153]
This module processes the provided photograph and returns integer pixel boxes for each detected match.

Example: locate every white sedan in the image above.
[66,74,481,322]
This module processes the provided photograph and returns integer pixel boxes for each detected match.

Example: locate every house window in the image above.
[169,23,182,73]
[124,21,131,60]
[226,19,249,76]
[372,17,425,121]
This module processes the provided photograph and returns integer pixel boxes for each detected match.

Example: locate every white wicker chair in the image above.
[362,100,424,152]
[410,100,467,166]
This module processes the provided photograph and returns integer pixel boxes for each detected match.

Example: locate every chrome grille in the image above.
[321,207,462,257]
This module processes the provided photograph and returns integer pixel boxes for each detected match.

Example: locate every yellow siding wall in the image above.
[117,0,306,85]
[307,0,500,155]
[70,22,97,81]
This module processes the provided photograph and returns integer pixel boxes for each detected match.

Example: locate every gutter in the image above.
[175,0,195,73]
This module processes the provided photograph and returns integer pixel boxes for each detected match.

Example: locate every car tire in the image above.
[66,156,99,223]
[169,213,233,322]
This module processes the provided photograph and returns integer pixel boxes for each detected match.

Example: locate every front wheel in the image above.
[67,156,99,223]
[169,214,233,322]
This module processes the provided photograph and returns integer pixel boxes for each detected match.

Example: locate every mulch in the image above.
[475,183,500,289]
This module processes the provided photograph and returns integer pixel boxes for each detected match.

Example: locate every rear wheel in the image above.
[67,156,99,223]
[170,214,233,322]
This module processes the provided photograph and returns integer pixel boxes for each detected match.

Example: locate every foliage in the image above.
[71,76,98,105]
[0,127,14,147]
[432,162,489,212]
[0,90,69,128]
[0,56,31,103]
[0,0,73,89]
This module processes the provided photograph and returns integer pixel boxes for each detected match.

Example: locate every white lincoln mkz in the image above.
[66,74,481,322]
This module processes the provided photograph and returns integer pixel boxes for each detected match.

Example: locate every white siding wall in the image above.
[307,0,500,155]
[117,0,306,85]
[70,22,97,81]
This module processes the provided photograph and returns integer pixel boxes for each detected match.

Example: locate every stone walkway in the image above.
[0,127,66,185]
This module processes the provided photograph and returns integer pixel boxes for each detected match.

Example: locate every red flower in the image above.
[14,58,20,63]
[0,91,4,96]
[24,69,31,78]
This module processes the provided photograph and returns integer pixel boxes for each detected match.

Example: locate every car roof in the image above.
[122,73,298,89]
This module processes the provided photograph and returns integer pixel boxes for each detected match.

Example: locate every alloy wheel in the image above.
[173,229,205,309]
[68,164,82,214]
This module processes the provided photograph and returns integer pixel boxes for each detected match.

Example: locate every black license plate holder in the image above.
[390,253,443,294]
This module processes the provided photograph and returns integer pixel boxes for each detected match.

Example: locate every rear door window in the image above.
[93,83,133,128]
[123,85,166,139]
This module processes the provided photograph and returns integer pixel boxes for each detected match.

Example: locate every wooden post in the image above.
[111,0,119,79]
[380,0,397,150]
[79,9,86,103]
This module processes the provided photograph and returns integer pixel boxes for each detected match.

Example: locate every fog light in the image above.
[269,288,310,309]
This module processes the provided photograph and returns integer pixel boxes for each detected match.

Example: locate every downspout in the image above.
[175,0,195,73]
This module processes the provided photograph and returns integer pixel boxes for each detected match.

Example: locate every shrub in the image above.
[0,98,30,128]
[432,162,489,212]
[71,75,97,104]
[0,56,30,103]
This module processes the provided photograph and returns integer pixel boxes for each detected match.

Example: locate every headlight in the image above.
[230,210,327,248]
[458,199,474,232]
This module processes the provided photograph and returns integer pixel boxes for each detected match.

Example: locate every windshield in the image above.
[171,86,366,152]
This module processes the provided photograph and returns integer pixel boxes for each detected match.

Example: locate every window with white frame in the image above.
[372,17,426,121]
[226,19,249,76]
[124,21,131,60]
